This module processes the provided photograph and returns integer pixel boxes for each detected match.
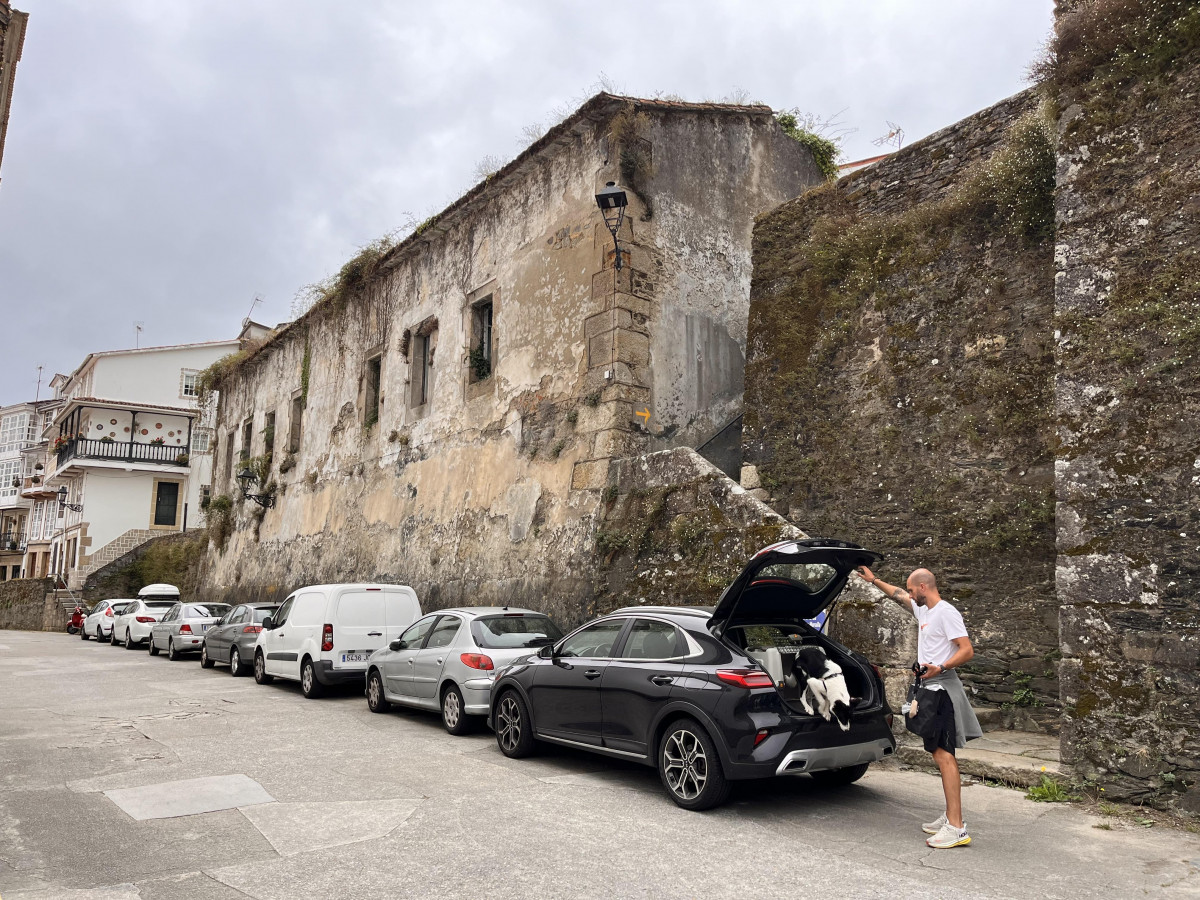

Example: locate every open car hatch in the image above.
[708,539,881,634]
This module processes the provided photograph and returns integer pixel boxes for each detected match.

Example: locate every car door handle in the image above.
[436,658,443,664]
[277,632,284,638]
[651,675,674,685]
[367,631,382,636]
[584,669,602,680]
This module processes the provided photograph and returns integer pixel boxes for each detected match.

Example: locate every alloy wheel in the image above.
[301,664,312,693]
[663,728,708,801]
[497,695,522,753]
[230,648,241,676]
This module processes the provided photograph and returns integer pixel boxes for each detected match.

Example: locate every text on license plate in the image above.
[341,652,369,663]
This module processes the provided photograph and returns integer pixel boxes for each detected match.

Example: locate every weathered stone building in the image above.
[0,1,28,187]
[205,94,823,624]
[744,0,1200,811]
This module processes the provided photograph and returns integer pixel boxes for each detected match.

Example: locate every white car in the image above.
[81,599,134,641]
[111,598,177,649]
[253,583,421,698]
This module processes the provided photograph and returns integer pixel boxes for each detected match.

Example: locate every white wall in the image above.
[87,342,238,409]
[81,468,192,551]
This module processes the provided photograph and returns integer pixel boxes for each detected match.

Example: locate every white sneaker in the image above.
[925,821,971,848]
[921,813,947,835]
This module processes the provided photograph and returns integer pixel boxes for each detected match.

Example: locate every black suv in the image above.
[488,539,896,809]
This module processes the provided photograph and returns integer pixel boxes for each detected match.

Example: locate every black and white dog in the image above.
[786,646,853,732]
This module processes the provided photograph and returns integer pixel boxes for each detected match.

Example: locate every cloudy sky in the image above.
[0,0,1053,406]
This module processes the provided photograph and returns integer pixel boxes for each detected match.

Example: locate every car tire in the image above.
[125,631,137,650]
[96,625,104,642]
[230,647,246,677]
[657,718,731,811]
[300,658,325,699]
[200,643,215,668]
[149,637,160,656]
[254,650,273,684]
[494,690,535,758]
[167,639,179,661]
[110,628,119,646]
[366,669,390,713]
[808,763,870,788]
[441,684,472,735]
[80,626,89,641]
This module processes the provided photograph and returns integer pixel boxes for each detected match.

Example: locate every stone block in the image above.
[591,428,644,458]
[570,458,611,492]
[740,464,761,490]
[575,399,633,433]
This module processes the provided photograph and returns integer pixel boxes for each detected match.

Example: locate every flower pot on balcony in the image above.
[176,453,190,465]
[150,437,165,445]
[31,476,41,485]
[34,463,43,471]
[98,436,115,443]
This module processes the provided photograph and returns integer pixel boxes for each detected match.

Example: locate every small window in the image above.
[619,619,684,660]
[200,484,211,508]
[263,412,276,457]
[289,396,303,454]
[469,298,493,383]
[240,418,253,462]
[363,355,382,427]
[411,332,435,407]
[557,620,626,659]
[398,616,436,649]
[225,431,236,483]
[181,370,199,398]
[191,429,211,453]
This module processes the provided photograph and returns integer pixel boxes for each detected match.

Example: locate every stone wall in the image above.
[744,88,1060,725]
[1050,0,1200,811]
[200,95,820,627]
[82,531,208,604]
[0,578,56,631]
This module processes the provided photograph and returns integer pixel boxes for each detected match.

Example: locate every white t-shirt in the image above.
[910,598,968,692]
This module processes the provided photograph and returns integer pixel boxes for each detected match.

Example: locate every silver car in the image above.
[81,600,133,641]
[364,607,562,734]
[148,602,232,660]
[199,602,278,676]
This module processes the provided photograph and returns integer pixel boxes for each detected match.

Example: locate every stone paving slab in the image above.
[103,773,275,820]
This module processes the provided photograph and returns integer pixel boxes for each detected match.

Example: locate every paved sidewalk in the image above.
[899,729,1065,786]
[1,630,1197,899]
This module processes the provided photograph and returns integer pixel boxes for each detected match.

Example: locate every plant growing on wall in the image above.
[206,494,234,551]
[609,103,656,218]
[468,346,491,380]
[775,110,842,179]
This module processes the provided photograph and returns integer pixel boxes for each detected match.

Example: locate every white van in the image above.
[252,584,421,698]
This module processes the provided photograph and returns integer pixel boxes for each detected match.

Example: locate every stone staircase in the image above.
[78,529,159,581]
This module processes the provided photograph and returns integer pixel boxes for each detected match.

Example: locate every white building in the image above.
[43,339,238,588]
[0,398,58,579]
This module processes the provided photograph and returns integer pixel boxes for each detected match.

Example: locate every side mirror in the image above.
[537,644,555,660]
[261,616,275,630]
[389,639,405,651]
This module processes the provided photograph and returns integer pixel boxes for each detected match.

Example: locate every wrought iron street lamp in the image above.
[237,467,276,509]
[56,485,83,513]
[595,181,628,271]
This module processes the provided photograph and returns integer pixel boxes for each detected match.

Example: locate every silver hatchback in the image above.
[149,602,232,660]
[365,607,562,734]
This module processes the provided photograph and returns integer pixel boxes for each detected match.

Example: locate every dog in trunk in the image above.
[787,646,852,731]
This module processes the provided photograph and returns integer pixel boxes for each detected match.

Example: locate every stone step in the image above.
[897,730,1063,788]
[974,706,1004,731]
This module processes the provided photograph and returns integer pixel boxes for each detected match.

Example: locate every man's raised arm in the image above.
[857,565,912,612]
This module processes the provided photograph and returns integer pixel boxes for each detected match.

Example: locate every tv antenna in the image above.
[245,294,263,323]
[35,365,43,402]
[134,321,144,348]
[872,121,905,150]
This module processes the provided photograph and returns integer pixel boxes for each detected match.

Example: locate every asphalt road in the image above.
[0,629,1197,900]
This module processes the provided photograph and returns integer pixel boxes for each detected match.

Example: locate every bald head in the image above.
[906,568,940,607]
[908,569,937,590]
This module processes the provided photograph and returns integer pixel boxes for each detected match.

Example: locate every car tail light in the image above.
[105,608,113,617]
[242,625,262,634]
[716,668,775,689]
[870,663,884,682]
[179,624,192,633]
[754,728,770,747]
[321,624,333,652]
[460,652,494,670]
[135,616,155,623]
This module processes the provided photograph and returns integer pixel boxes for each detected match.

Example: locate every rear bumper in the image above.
[170,635,205,652]
[773,737,895,776]
[314,660,368,686]
[461,677,494,715]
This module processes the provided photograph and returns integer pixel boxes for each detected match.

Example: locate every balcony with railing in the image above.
[55,437,192,469]
[0,531,26,553]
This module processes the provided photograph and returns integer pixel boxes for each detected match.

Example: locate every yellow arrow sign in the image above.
[635,408,651,423]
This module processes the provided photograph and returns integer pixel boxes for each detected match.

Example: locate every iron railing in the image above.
[0,531,26,553]
[56,438,190,469]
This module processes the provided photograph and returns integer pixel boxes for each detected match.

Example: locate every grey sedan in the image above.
[200,603,278,676]
[364,607,562,735]
[149,602,232,660]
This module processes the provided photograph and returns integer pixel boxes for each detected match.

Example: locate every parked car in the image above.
[199,602,278,676]
[112,598,178,649]
[365,607,563,734]
[487,539,896,810]
[254,584,421,698]
[82,600,133,641]
[148,602,232,660]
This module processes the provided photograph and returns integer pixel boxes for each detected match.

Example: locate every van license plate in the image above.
[341,653,369,664]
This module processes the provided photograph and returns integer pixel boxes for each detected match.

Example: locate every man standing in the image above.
[857,565,981,849]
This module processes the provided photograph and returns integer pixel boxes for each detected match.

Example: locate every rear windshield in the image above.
[471,614,563,649]
[753,562,838,593]
[143,600,177,610]
[112,603,132,614]
[186,604,229,618]
[252,607,278,623]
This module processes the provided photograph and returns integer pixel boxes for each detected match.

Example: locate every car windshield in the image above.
[252,607,279,623]
[472,614,563,649]
[752,562,838,593]
[186,604,230,618]
[143,600,177,610]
